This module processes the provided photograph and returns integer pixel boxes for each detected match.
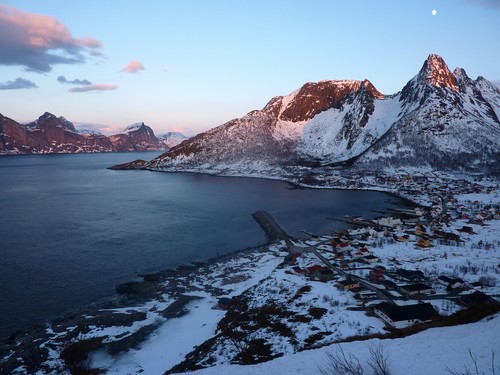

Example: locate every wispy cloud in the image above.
[121,60,145,73]
[0,4,103,73]
[69,84,118,93]
[57,76,91,85]
[0,77,37,90]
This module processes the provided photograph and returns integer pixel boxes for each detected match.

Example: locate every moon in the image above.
[432,9,437,16]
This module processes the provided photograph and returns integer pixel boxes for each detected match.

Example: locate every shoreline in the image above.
[2,166,498,374]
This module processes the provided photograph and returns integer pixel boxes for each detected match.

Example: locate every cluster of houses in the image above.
[279,175,499,329]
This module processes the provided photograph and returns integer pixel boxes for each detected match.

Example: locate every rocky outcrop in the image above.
[108,159,148,170]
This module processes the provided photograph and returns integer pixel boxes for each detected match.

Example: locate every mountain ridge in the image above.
[0,113,173,154]
[148,54,500,173]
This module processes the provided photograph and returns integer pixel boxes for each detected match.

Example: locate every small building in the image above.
[306,265,327,275]
[381,279,398,290]
[396,234,410,242]
[396,269,425,282]
[373,302,440,328]
[373,217,402,228]
[399,283,434,296]
[357,291,378,301]
[417,237,431,248]
[459,226,475,234]
[470,281,482,290]
[438,275,465,290]
[353,251,366,259]
[314,268,336,282]
[363,255,379,264]
[415,224,427,236]
[370,268,385,283]
[467,218,484,226]
[336,279,360,291]
[460,291,499,307]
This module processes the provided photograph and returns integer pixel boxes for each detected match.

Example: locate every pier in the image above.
[252,211,294,248]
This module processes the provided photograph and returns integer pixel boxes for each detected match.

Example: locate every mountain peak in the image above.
[417,54,459,91]
[123,122,146,133]
[33,112,77,132]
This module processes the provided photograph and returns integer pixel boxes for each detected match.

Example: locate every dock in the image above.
[252,211,294,248]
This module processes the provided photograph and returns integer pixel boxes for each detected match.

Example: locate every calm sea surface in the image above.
[0,152,407,338]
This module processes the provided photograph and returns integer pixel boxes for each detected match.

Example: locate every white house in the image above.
[374,302,439,328]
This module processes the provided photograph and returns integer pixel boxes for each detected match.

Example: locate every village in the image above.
[275,170,500,329]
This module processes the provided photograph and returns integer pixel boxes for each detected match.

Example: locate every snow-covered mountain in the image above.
[109,122,167,152]
[158,131,189,148]
[0,114,167,154]
[148,54,500,173]
[356,55,500,171]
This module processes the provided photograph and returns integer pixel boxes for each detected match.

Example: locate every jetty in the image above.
[252,211,294,248]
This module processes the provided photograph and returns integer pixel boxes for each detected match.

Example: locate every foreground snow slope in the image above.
[191,314,500,375]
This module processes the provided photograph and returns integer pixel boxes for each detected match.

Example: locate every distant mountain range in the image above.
[0,113,188,154]
[3,54,499,173]
[148,54,500,173]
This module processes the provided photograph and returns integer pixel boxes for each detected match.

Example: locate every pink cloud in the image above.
[69,84,118,93]
[121,60,145,73]
[0,4,103,72]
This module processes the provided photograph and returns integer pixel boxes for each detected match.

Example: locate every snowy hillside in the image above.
[189,315,500,375]
[148,54,500,174]
[357,56,500,171]
[148,79,382,170]
[158,132,189,148]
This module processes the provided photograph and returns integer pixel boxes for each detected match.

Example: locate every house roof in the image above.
[397,269,424,279]
[438,275,464,284]
[306,265,326,273]
[337,279,359,286]
[375,302,439,323]
[461,291,498,307]
[400,283,433,292]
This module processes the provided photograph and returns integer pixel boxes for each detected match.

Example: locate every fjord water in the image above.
[0,153,406,338]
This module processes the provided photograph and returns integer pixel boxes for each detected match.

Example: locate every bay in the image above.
[0,152,407,339]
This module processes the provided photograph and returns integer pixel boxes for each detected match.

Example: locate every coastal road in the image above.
[310,247,395,303]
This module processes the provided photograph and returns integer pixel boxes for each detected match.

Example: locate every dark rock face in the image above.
[279,81,365,122]
[0,114,167,155]
[148,80,374,169]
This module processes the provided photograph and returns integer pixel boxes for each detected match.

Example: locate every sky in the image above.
[0,1,499,136]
